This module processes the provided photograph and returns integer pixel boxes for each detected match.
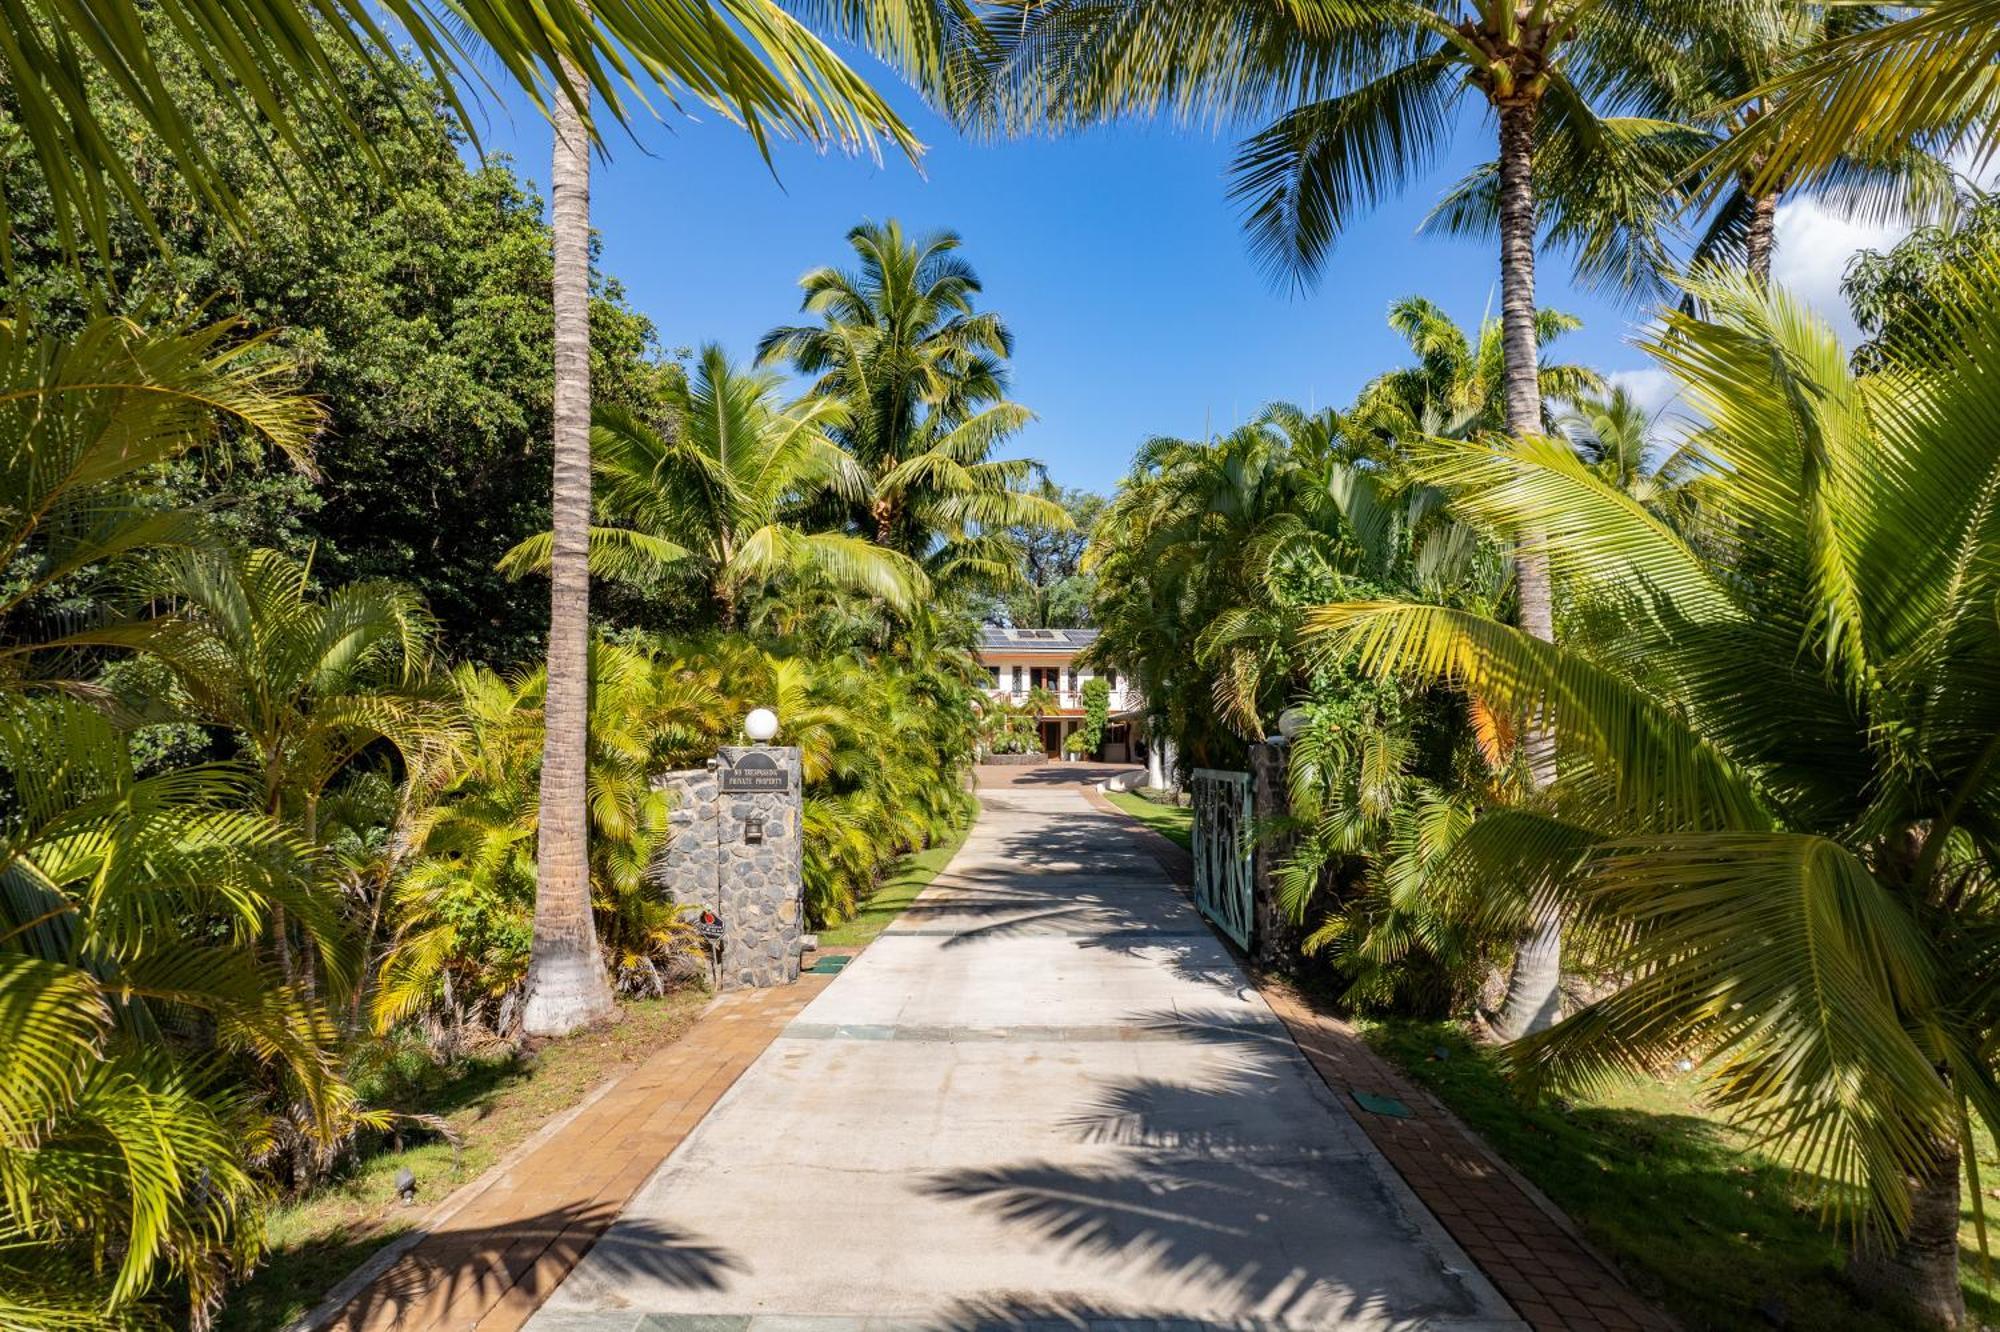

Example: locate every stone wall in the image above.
[1248,741,1308,972]
[651,745,805,990]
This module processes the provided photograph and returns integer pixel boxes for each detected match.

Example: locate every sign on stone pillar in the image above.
[651,745,805,990]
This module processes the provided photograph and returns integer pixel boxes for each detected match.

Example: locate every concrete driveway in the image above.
[528,788,1522,1331]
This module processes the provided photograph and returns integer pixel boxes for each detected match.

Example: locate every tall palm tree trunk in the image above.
[1744,186,1779,282]
[1848,1133,1967,1327]
[1493,94,1563,1041]
[523,62,615,1037]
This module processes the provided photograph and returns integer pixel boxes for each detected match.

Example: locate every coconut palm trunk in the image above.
[1744,184,1780,281]
[1492,93,1564,1040]
[1849,1133,1968,1327]
[523,63,616,1037]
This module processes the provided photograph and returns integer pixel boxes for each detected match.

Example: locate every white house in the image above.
[975,626,1143,761]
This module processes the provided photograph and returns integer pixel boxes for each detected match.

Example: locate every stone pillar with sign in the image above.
[650,745,805,989]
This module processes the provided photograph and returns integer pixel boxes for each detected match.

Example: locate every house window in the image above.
[1012,665,1024,692]
[1106,669,1118,690]
[987,666,1000,688]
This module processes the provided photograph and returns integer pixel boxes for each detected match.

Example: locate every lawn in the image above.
[217,991,710,1332]
[1105,788,1193,848]
[1365,1019,2000,1332]
[818,810,976,949]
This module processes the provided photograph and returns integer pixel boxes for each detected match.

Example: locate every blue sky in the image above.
[462,69,1858,496]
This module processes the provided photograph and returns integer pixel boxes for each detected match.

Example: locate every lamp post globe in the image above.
[745,707,780,744]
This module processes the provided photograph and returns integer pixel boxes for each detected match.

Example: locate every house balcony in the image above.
[986,687,1140,714]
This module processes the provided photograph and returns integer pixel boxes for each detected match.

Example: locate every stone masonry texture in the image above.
[651,746,804,990]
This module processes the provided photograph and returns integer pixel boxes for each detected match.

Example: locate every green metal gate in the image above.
[1192,767,1254,950]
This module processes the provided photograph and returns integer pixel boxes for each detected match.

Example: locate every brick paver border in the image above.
[1087,783,1674,1332]
[311,970,842,1332]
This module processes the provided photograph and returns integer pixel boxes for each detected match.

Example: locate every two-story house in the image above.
[975,626,1142,761]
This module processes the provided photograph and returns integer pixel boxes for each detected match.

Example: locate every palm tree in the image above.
[0,315,375,1328]
[1714,0,1999,207]
[1355,295,1605,443]
[0,695,341,1329]
[1553,384,1703,525]
[8,1,980,1041]
[1676,6,1958,282]
[958,0,1683,1033]
[1089,406,1363,764]
[758,220,1069,575]
[1426,5,1961,286]
[501,345,929,621]
[1,1,963,262]
[1307,267,2000,1326]
[0,315,320,676]
[66,547,464,994]
[376,644,728,1034]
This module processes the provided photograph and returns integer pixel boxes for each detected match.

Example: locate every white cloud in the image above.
[1770,201,1907,347]
[1769,147,1997,347]
[1606,366,1681,422]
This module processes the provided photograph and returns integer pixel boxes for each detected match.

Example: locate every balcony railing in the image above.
[986,687,1137,713]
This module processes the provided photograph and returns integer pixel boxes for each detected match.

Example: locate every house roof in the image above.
[977,626,1098,656]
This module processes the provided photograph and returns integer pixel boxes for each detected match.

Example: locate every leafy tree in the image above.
[992,484,1103,628]
[1310,268,2000,1326]
[501,346,929,624]
[1064,675,1111,755]
[1846,191,2000,370]
[0,39,679,667]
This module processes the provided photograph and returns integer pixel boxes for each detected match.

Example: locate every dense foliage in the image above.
[0,34,677,666]
[7,0,2000,1328]
[0,34,1004,1329]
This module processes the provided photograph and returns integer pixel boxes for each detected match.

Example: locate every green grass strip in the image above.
[818,808,977,949]
[1104,788,1193,849]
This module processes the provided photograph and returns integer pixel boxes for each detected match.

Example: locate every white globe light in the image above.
[1276,706,1309,741]
[744,707,780,743]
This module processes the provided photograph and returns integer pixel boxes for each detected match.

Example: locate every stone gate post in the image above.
[1248,741,1307,972]
[651,745,805,989]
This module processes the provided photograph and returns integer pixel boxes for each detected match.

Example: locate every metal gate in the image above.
[1191,767,1254,950]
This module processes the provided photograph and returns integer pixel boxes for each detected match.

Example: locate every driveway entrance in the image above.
[527,788,1520,1330]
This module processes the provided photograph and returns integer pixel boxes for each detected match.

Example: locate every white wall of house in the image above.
[977,654,1136,714]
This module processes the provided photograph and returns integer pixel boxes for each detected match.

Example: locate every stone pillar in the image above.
[651,745,805,989]
[1248,741,1306,972]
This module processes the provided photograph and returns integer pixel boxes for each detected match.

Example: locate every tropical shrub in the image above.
[374,644,726,1037]
[0,696,349,1329]
[1310,268,2000,1325]
[1063,677,1110,756]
